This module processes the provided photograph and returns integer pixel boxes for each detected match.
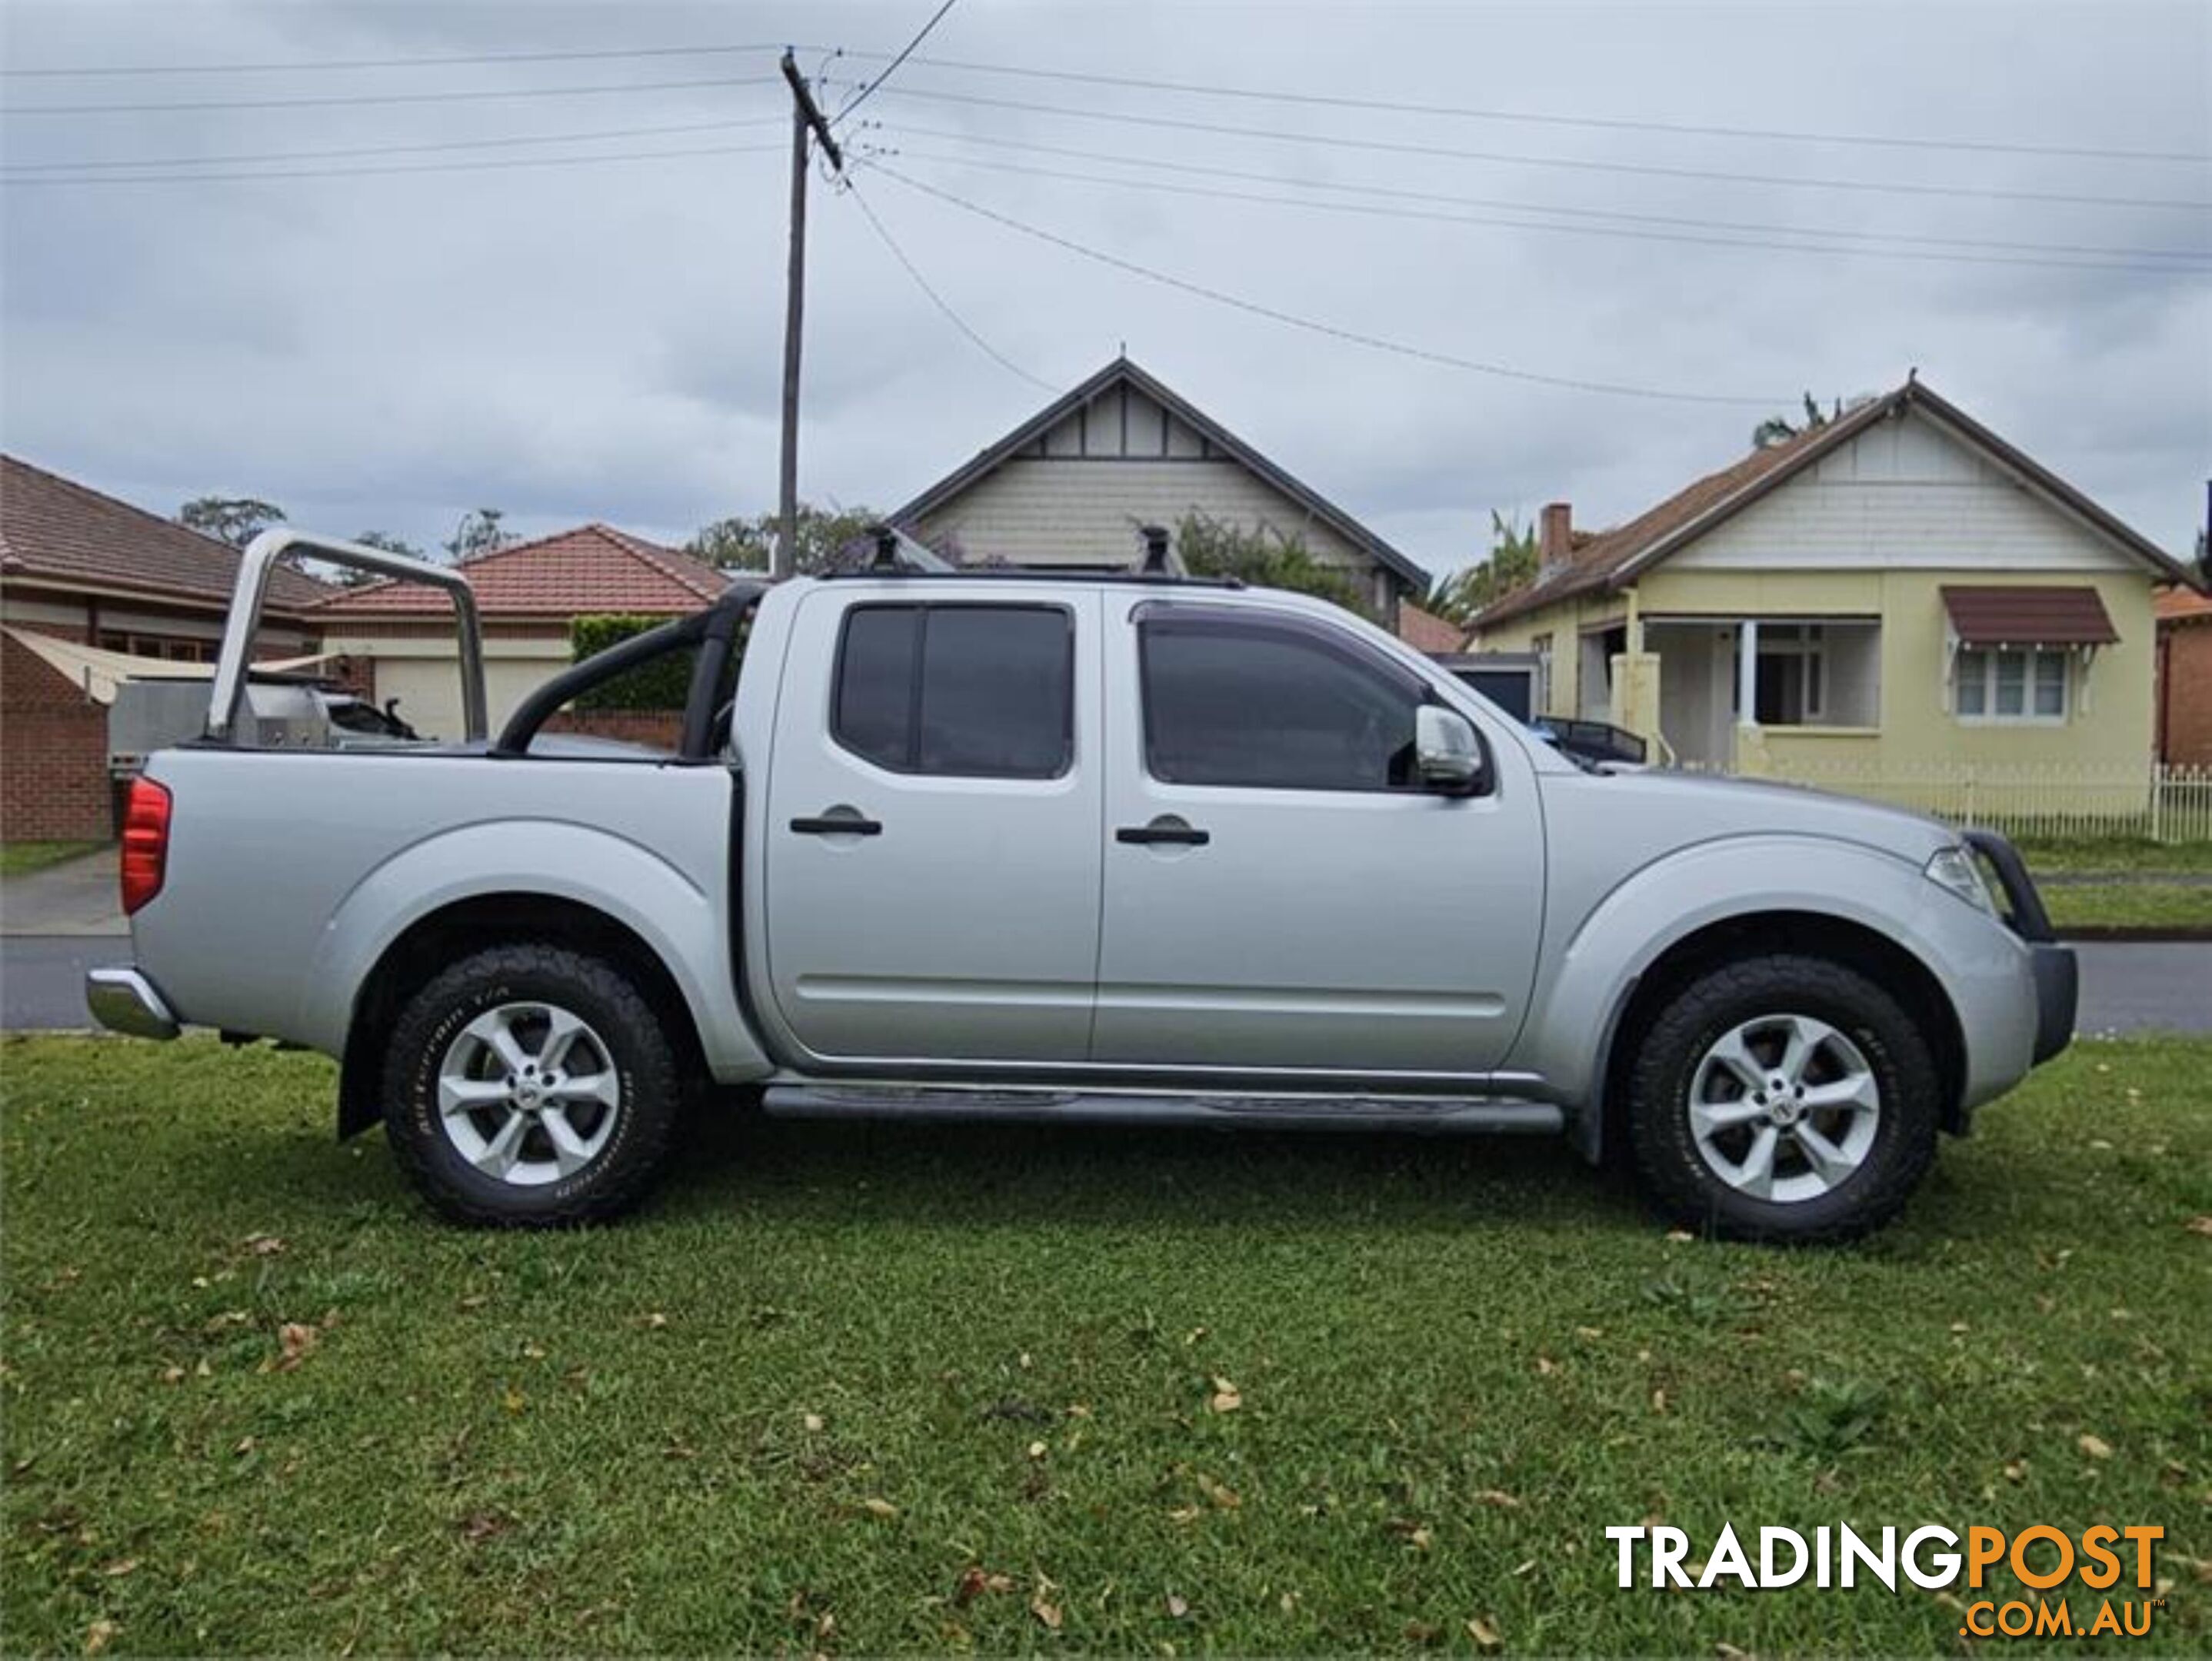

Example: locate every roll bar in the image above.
[207,529,486,743]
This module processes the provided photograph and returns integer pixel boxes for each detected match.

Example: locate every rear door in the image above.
[762,587,1104,1064]
[1092,597,1544,1077]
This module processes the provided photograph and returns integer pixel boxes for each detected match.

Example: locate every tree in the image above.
[1174,512,1371,617]
[444,508,515,562]
[353,529,424,558]
[1427,511,1542,625]
[1752,391,1843,450]
[688,504,881,575]
[178,495,285,549]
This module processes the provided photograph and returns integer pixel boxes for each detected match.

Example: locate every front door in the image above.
[1093,597,1544,1078]
[763,588,1103,1064]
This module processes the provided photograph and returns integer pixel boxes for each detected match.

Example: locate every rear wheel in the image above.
[381,944,683,1227]
[1625,954,1939,1243]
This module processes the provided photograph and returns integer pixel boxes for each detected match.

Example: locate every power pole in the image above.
[777,49,843,580]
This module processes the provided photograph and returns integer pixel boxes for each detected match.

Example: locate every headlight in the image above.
[1925,845,1996,914]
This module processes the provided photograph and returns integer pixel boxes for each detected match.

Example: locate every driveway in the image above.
[1,849,125,938]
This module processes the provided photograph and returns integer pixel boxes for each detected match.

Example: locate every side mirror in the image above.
[1414,704,1485,794]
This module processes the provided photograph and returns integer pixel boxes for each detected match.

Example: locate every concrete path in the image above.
[0,850,125,937]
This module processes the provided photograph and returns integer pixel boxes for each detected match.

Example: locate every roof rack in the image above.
[821,523,1239,588]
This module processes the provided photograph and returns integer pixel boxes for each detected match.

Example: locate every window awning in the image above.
[1940,585,2118,647]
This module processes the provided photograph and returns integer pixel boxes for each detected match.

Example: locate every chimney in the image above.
[1540,502,1573,568]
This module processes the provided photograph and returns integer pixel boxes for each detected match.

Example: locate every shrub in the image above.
[568,613,695,711]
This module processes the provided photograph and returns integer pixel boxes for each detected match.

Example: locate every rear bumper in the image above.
[85,967,180,1040]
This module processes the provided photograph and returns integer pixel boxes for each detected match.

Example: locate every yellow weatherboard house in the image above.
[1470,378,2194,806]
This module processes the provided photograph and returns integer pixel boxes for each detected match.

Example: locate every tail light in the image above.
[120,776,171,916]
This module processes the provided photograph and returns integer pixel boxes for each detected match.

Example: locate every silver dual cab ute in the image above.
[91,531,2077,1242]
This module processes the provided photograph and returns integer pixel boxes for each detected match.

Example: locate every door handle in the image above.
[791,813,882,837]
[1117,822,1210,847]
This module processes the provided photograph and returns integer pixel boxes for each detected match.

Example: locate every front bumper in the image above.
[1962,829,2075,1067]
[85,967,180,1040]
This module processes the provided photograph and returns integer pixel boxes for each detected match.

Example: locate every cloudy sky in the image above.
[3,0,2207,579]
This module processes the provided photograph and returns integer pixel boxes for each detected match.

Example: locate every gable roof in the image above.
[1474,378,2192,630]
[1395,599,1469,654]
[889,358,1429,591]
[0,453,331,614]
[313,523,728,619]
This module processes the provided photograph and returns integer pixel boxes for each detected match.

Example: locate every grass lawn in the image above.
[2040,883,2212,934]
[2016,837,2212,878]
[0,841,108,880]
[4,1037,2207,1656]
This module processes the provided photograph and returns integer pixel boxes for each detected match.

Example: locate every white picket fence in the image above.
[1689,761,2212,843]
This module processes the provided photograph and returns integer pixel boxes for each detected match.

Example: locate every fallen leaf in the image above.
[2079,1433,2114,1460]
[1473,1490,1521,1509]
[1027,1440,1048,1460]
[636,1312,669,1330]
[1196,1474,1240,1510]
[159,1366,185,1385]
[2003,1460,2027,1483]
[84,1620,116,1656]
[100,1559,138,1578]
[1405,1621,1441,1643]
[1664,1229,1695,1243]
[1467,1615,1503,1651]
[954,1566,989,1606]
[1534,1354,1557,1376]
[985,1573,1015,1594]
[1208,1376,1242,1413]
[1166,1506,1201,1525]
[268,1322,318,1373]
[1652,1388,1668,1415]
[1411,1526,1434,1551]
[2187,1217,2212,1238]
[1574,1326,1604,1340]
[245,1233,285,1257]
[501,1385,525,1416]
[1715,1645,1752,1660]
[1030,1594,1062,1630]
[1280,1593,1298,1613]
[233,1436,256,1456]
[1511,1559,1537,1576]
[1165,1593,1189,1619]
[458,1512,508,1544]
[861,1497,898,1520]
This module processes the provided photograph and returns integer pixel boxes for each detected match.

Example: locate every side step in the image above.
[760,1082,1564,1136]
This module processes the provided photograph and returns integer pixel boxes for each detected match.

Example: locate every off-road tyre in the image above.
[381,944,684,1227]
[1625,953,1940,1244]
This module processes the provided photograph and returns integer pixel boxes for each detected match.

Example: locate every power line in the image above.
[0,140,786,188]
[0,116,784,174]
[844,175,1056,390]
[0,42,797,77]
[0,73,777,117]
[831,82,2212,212]
[873,122,2212,265]
[861,141,2210,275]
[838,51,2212,166]
[832,0,961,125]
[866,162,1781,407]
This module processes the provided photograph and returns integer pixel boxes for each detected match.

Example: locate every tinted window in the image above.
[833,604,1072,778]
[1141,611,1422,791]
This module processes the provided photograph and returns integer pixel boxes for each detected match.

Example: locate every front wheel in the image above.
[1625,953,1940,1243]
[381,944,684,1227]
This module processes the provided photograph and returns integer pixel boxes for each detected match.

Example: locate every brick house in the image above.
[2156,584,2212,766]
[308,524,730,741]
[1,454,327,840]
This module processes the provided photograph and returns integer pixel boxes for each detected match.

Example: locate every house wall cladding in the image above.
[2,630,112,841]
[914,456,1373,571]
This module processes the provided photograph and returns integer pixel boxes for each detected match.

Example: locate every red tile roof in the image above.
[0,453,330,614]
[1394,600,1468,654]
[313,523,728,619]
[2156,583,2212,625]
[1941,584,2118,647]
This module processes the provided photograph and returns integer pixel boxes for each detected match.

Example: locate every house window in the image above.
[1956,647,2069,722]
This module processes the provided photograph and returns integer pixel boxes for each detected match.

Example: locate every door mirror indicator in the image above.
[1414,705,1484,794]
